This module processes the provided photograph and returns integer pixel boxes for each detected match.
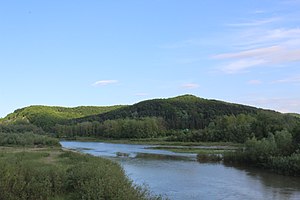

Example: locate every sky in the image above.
[1,0,300,117]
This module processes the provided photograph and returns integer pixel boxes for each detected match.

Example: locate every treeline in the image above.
[0,150,161,200]
[168,112,299,143]
[224,127,300,176]
[0,120,45,134]
[1,105,125,132]
[72,95,259,130]
[0,132,60,147]
[55,117,166,139]
[56,111,299,144]
[2,95,300,145]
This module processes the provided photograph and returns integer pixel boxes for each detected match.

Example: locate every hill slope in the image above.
[55,95,300,142]
[1,105,125,131]
[2,95,299,143]
[287,113,300,118]
[72,95,262,130]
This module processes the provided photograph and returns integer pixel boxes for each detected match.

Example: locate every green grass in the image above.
[147,146,237,154]
[64,136,241,147]
[135,153,191,161]
[0,147,162,200]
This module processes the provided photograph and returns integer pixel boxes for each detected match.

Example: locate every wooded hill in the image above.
[1,95,299,143]
[288,113,300,118]
[72,95,261,130]
[2,95,299,176]
[53,95,297,142]
[0,105,125,132]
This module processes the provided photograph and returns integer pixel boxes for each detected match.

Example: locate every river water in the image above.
[60,141,300,200]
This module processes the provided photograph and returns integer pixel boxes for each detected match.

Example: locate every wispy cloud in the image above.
[92,80,118,86]
[219,59,266,74]
[213,46,281,60]
[215,45,300,73]
[282,0,300,5]
[247,80,262,85]
[181,83,200,89]
[213,10,300,74]
[244,97,300,113]
[273,75,300,83]
[252,10,267,14]
[227,17,280,27]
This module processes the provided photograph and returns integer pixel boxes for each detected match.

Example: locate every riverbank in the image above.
[60,140,300,200]
[60,137,240,154]
[61,136,241,147]
[0,145,161,200]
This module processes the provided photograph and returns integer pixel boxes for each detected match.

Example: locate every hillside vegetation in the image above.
[1,105,125,132]
[2,95,300,176]
[52,95,298,143]
[73,95,259,130]
[288,113,300,118]
[0,142,160,199]
[2,95,299,144]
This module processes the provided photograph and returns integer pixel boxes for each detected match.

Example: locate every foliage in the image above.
[1,105,125,132]
[62,95,300,144]
[197,154,223,163]
[0,132,60,147]
[224,129,300,176]
[0,120,45,134]
[72,95,259,130]
[1,95,300,146]
[287,113,300,119]
[55,117,166,139]
[0,149,162,200]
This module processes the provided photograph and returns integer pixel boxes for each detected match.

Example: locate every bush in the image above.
[0,150,162,200]
[269,153,300,176]
[224,130,300,176]
[0,132,60,147]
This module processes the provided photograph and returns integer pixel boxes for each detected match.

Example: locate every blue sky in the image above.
[1,0,300,117]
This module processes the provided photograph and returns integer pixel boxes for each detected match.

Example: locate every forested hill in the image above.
[1,95,299,143]
[72,95,266,130]
[0,105,125,131]
[288,113,300,118]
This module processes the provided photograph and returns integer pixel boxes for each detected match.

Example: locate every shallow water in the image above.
[61,141,300,200]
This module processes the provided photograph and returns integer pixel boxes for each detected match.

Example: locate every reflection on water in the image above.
[61,141,300,200]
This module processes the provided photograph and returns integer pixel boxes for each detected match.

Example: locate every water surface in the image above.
[61,141,300,200]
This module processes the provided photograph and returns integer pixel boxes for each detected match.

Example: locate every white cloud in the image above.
[244,97,300,113]
[247,80,262,85]
[181,83,200,89]
[227,17,280,27]
[266,28,300,40]
[213,46,281,60]
[220,59,266,74]
[92,80,118,86]
[234,28,300,49]
[253,10,266,14]
[273,75,300,83]
[214,45,300,73]
[214,12,300,74]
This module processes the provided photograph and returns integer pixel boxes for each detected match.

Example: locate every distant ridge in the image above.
[71,94,274,130]
[2,94,297,133]
[0,105,125,131]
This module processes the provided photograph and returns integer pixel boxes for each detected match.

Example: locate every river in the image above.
[60,141,300,200]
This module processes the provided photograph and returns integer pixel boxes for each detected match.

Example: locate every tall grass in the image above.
[0,149,162,200]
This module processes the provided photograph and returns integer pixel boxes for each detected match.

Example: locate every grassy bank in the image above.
[0,133,162,200]
[223,130,300,176]
[147,146,236,154]
[0,147,161,200]
[61,136,241,147]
